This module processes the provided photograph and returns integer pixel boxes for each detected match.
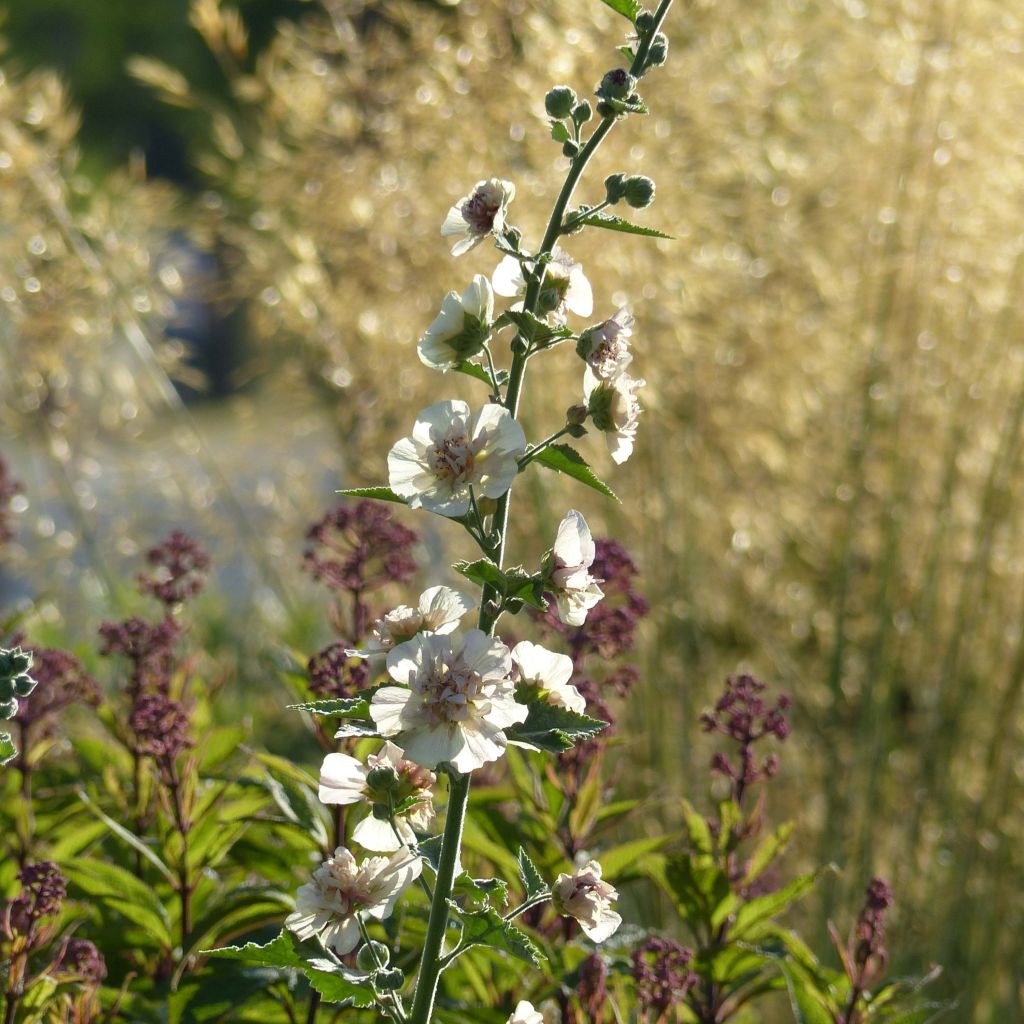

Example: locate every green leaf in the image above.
[452,560,547,611]
[550,121,572,143]
[598,834,679,881]
[650,852,734,933]
[452,558,504,590]
[453,360,494,388]
[877,1005,954,1024]
[335,486,405,504]
[680,798,714,858]
[495,309,574,348]
[453,872,510,908]
[457,905,545,966]
[574,211,672,238]
[517,847,547,900]
[531,444,619,502]
[743,821,795,885]
[0,732,14,765]
[286,696,369,717]
[731,867,833,940]
[506,700,608,753]
[599,0,641,22]
[780,963,836,1024]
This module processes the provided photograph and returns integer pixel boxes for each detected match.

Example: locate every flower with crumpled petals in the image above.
[419,275,494,371]
[507,1002,544,1024]
[285,846,422,955]
[512,640,586,714]
[578,308,634,380]
[441,178,516,255]
[492,247,593,325]
[353,586,475,658]
[547,510,604,627]
[584,366,645,465]
[370,630,527,773]
[318,741,436,851]
[551,859,621,942]
[388,400,526,518]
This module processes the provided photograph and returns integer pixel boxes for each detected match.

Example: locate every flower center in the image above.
[430,435,477,484]
[461,190,500,233]
[419,659,485,725]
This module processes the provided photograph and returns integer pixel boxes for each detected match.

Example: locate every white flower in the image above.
[419,275,494,372]
[507,1002,544,1024]
[285,846,422,955]
[492,247,593,324]
[584,366,645,465]
[441,178,516,256]
[318,741,436,852]
[388,400,527,518]
[511,640,586,715]
[369,630,528,773]
[355,586,475,658]
[579,308,634,380]
[548,510,604,627]
[551,859,621,943]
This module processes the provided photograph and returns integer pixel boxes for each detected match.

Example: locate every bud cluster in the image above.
[1,646,35,719]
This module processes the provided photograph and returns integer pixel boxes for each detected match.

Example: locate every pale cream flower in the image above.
[318,741,436,852]
[578,308,634,380]
[441,178,516,256]
[369,630,528,773]
[388,400,527,518]
[551,859,621,943]
[492,247,593,324]
[507,1002,544,1024]
[511,640,586,714]
[584,365,646,465]
[353,586,475,658]
[285,846,422,955]
[419,274,494,371]
[548,510,604,627]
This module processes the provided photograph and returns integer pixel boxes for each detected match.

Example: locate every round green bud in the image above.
[561,140,580,159]
[371,802,392,821]
[375,968,405,992]
[356,941,391,972]
[367,763,400,793]
[566,404,590,426]
[13,674,36,698]
[2,697,19,719]
[624,175,656,209]
[595,99,618,120]
[597,68,636,101]
[647,33,669,67]
[635,11,656,32]
[545,86,577,119]
[572,99,593,125]
[538,287,563,313]
[604,173,628,205]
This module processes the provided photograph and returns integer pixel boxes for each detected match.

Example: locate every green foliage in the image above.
[452,559,548,611]
[572,210,672,238]
[598,0,642,22]
[529,443,619,501]
[505,699,608,753]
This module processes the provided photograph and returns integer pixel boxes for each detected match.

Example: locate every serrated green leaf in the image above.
[335,486,405,504]
[599,0,641,22]
[530,444,619,501]
[495,309,574,347]
[453,872,510,908]
[286,696,369,717]
[453,360,494,387]
[575,211,672,239]
[457,905,545,966]
[453,560,547,610]
[550,121,572,143]
[0,732,14,765]
[506,700,608,753]
[517,847,547,899]
[453,558,504,589]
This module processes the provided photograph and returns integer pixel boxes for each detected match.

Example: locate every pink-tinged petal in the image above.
[369,687,414,735]
[321,918,361,955]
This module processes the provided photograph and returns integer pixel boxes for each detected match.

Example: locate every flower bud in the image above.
[595,100,617,120]
[13,674,36,698]
[604,173,628,205]
[597,68,636,102]
[356,941,391,972]
[538,287,561,313]
[623,175,656,209]
[572,100,593,125]
[562,140,580,159]
[566,404,590,426]
[367,763,400,793]
[646,33,669,67]
[372,802,392,821]
[503,225,523,250]
[375,967,405,991]
[1,697,18,719]
[545,86,577,119]
[635,10,656,32]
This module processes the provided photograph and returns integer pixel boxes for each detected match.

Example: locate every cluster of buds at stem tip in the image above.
[545,85,594,158]
[1,646,35,719]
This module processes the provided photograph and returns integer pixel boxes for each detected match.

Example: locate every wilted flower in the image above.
[584,366,645,465]
[546,510,604,627]
[318,741,436,851]
[512,640,586,714]
[441,178,516,255]
[507,1002,544,1024]
[388,400,526,518]
[551,859,621,942]
[356,586,475,657]
[419,275,494,371]
[138,530,210,607]
[370,630,527,772]
[578,309,634,380]
[492,247,593,324]
[285,846,422,955]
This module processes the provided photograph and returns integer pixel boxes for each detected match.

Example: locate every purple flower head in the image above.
[853,876,895,976]
[138,530,210,607]
[700,674,791,804]
[307,641,370,699]
[13,643,100,734]
[4,861,67,938]
[130,692,192,774]
[577,953,609,1020]
[57,938,107,983]
[98,614,181,698]
[303,500,418,595]
[0,455,21,547]
[631,937,696,1020]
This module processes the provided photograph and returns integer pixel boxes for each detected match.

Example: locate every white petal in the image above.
[580,908,622,943]
[418,585,475,633]
[491,254,525,297]
[458,629,512,680]
[318,752,367,805]
[418,334,459,371]
[411,399,471,446]
[387,633,450,685]
[321,918,361,955]
[462,274,494,321]
[448,721,507,773]
[512,640,573,689]
[369,687,414,735]
[400,724,461,771]
[440,205,469,238]
[485,694,529,729]
[353,813,403,852]
[554,509,596,568]
[387,438,434,505]
[565,266,594,317]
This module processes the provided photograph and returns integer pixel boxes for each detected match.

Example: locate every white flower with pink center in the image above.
[285,846,422,955]
[578,308,634,380]
[318,741,436,852]
[507,1002,544,1024]
[551,859,621,943]
[441,178,516,256]
[492,247,593,325]
[388,400,526,518]
[584,366,645,465]
[548,510,604,627]
[511,640,586,715]
[351,586,475,659]
[369,630,528,773]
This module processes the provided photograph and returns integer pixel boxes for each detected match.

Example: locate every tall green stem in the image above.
[408,7,673,1020]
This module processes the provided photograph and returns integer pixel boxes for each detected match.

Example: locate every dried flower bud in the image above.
[624,175,656,209]
[545,86,577,119]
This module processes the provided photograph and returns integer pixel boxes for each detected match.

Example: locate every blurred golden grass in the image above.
[3,0,1024,1015]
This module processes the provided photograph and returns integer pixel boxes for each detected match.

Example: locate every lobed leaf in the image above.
[530,443,619,501]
